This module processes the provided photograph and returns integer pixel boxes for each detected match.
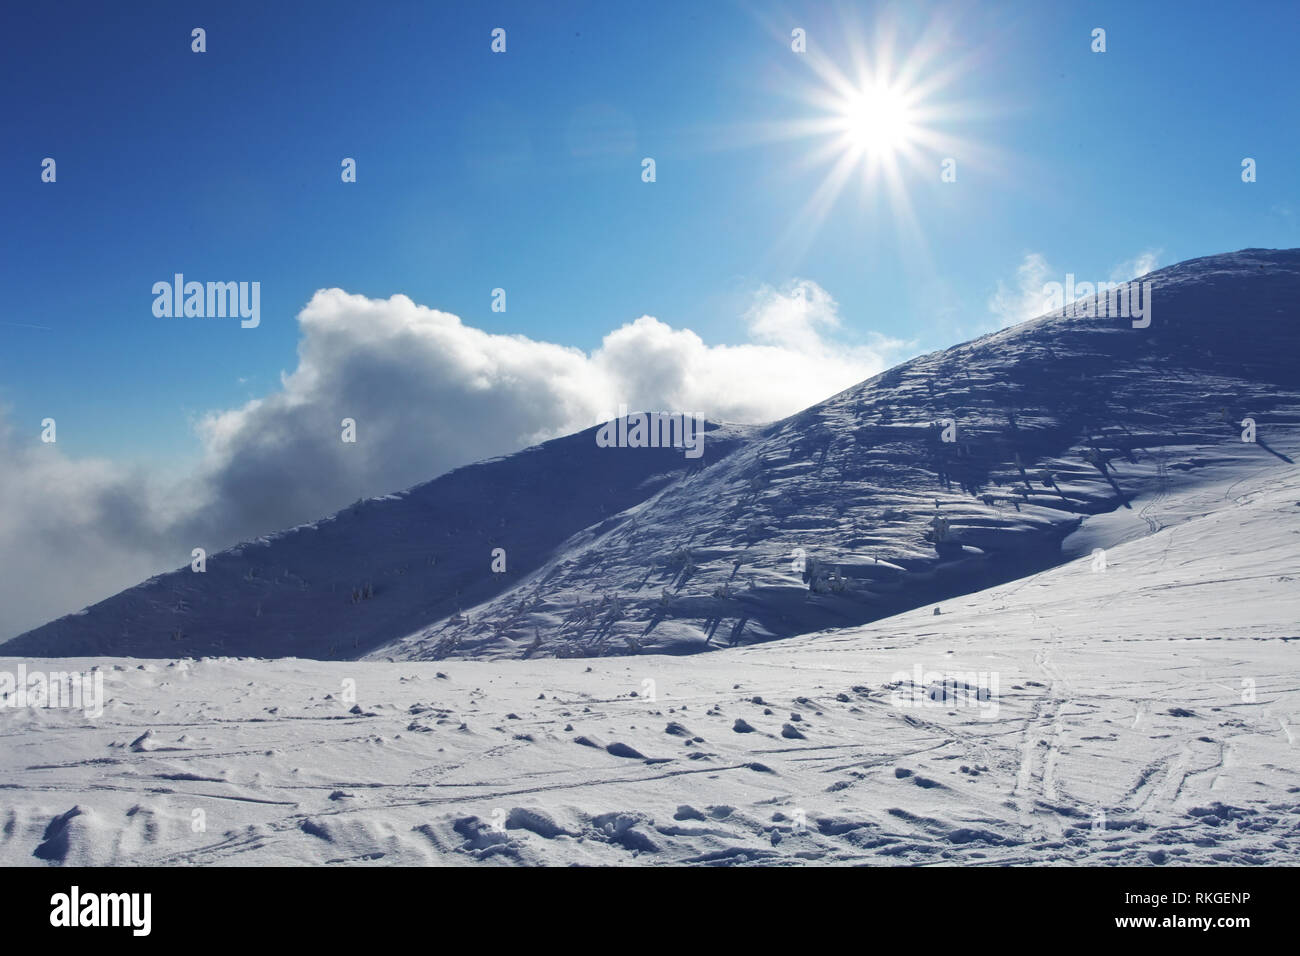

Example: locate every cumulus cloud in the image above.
[0,282,905,638]
[595,280,905,422]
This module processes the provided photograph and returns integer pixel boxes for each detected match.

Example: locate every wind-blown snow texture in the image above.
[8,249,1298,662]
[1,248,1297,866]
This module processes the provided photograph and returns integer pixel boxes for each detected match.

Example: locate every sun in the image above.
[734,8,995,262]
[836,83,917,159]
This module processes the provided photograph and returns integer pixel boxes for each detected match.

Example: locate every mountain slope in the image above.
[2,425,751,657]
[2,456,1295,866]
[7,248,1299,661]
[368,247,1300,659]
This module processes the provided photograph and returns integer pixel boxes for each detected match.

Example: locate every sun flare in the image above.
[837,84,916,158]
[745,9,994,261]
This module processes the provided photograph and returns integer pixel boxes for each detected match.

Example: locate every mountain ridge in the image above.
[8,248,1299,661]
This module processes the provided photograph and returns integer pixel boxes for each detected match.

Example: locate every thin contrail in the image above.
[0,322,52,330]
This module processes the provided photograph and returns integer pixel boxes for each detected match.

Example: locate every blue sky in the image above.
[2,0,1297,467]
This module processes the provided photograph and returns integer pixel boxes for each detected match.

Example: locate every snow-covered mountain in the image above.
[6,248,1299,662]
[2,248,1297,868]
[2,453,1295,865]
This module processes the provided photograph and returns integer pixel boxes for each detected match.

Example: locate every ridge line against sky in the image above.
[0,0,1297,635]
[0,246,1256,640]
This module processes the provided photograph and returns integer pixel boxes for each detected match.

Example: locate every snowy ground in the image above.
[3,461,1296,866]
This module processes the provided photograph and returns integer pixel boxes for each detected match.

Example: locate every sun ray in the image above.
[721,3,1023,274]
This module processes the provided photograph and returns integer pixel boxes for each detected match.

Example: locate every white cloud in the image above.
[0,415,173,641]
[0,282,906,638]
[1109,248,1162,283]
[745,278,841,350]
[594,280,905,422]
[989,250,1165,329]
[987,252,1054,328]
